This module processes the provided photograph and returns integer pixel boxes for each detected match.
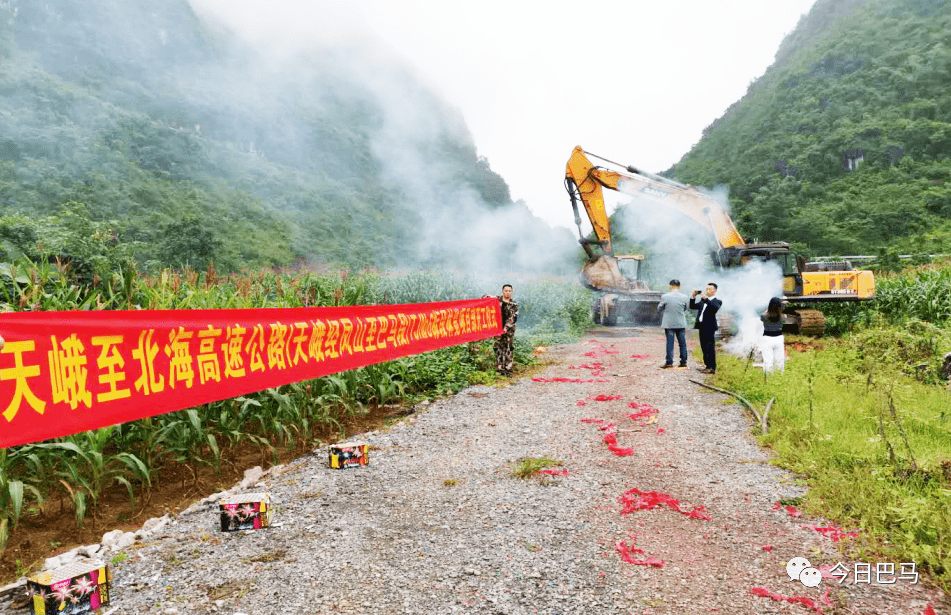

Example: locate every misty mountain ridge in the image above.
[0,0,575,275]
[647,0,951,257]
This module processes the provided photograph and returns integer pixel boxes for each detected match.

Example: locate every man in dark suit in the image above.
[690,283,721,374]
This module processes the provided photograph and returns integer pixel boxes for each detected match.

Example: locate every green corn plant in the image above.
[43,441,93,528]
[264,387,305,450]
[156,409,220,489]
[207,397,272,470]
[95,430,151,508]
[0,448,44,553]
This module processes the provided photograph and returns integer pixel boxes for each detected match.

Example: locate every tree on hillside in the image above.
[158,216,222,271]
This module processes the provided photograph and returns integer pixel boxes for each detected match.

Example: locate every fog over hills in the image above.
[0,0,576,274]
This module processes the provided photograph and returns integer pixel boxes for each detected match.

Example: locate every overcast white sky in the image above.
[192,0,816,231]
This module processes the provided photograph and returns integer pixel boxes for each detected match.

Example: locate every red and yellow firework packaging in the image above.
[329,441,369,469]
[28,559,112,615]
[219,492,272,532]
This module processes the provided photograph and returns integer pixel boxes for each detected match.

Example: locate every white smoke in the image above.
[187,0,577,276]
[708,260,784,356]
[614,190,784,357]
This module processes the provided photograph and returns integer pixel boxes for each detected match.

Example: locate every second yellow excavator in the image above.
[565,146,876,335]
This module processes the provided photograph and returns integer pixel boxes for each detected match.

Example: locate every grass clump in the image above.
[510,457,562,479]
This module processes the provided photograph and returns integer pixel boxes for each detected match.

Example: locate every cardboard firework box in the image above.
[219,492,273,532]
[329,441,369,469]
[28,559,111,615]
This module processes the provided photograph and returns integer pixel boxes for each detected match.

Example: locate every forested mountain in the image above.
[659,0,951,257]
[0,0,574,277]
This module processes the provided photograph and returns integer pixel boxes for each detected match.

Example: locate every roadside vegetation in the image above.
[712,263,951,591]
[0,258,592,557]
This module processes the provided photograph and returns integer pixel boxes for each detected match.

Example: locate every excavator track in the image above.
[791,308,826,336]
[715,312,734,341]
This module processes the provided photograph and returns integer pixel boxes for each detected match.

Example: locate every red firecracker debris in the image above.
[569,362,609,376]
[569,363,609,370]
[761,545,773,552]
[750,587,823,613]
[771,501,782,510]
[602,430,634,455]
[803,525,859,542]
[656,428,665,435]
[630,354,650,359]
[576,400,586,406]
[615,540,665,567]
[628,402,659,424]
[924,604,937,615]
[591,394,623,402]
[538,468,569,476]
[785,505,802,518]
[618,487,711,520]
[581,418,635,455]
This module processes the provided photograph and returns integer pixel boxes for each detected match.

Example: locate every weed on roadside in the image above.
[510,457,563,480]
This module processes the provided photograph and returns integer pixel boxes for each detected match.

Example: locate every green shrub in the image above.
[848,320,950,383]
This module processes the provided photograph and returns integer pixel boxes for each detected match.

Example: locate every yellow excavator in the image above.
[565,146,876,335]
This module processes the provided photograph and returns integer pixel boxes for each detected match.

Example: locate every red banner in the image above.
[0,298,501,448]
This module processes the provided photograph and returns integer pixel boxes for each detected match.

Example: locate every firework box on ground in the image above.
[329,441,369,469]
[28,559,111,615]
[219,492,272,532]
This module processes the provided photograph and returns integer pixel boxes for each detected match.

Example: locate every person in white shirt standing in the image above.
[759,297,786,373]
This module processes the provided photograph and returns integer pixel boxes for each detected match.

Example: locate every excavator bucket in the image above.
[582,256,662,326]
[581,256,635,293]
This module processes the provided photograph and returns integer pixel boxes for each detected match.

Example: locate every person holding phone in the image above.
[690,283,721,374]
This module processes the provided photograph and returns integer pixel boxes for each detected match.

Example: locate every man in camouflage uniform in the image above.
[494,284,518,376]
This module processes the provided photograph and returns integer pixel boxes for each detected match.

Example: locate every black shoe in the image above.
[659,364,673,369]
[678,363,687,368]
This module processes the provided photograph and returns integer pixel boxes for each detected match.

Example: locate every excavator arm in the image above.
[565,145,745,253]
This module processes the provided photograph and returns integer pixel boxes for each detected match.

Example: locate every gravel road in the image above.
[8,327,948,614]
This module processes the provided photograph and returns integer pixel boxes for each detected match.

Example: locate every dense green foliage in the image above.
[666,0,951,256]
[0,0,574,274]
[715,337,951,590]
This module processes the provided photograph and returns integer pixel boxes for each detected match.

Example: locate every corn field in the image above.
[0,258,592,549]
[819,265,951,334]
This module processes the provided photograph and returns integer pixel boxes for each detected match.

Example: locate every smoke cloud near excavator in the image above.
[611,189,784,351]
